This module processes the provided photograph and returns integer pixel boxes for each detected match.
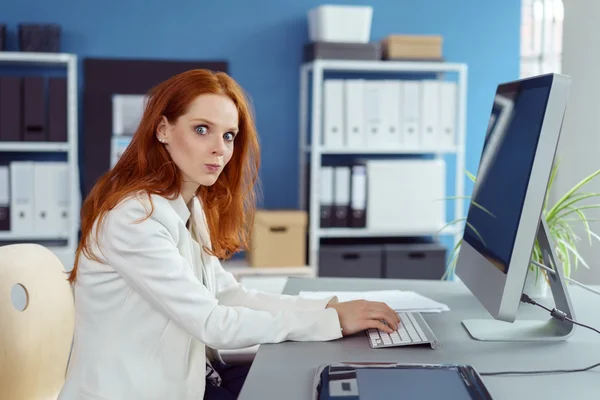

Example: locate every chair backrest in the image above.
[0,243,75,400]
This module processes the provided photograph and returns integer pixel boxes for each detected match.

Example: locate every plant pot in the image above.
[523,267,549,298]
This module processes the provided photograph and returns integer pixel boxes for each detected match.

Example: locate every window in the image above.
[520,0,564,78]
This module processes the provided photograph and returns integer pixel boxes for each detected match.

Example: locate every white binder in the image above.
[10,161,35,236]
[344,79,366,149]
[333,166,351,227]
[363,80,386,149]
[380,80,401,148]
[54,163,70,237]
[438,81,457,149]
[323,80,345,148]
[399,81,421,149]
[33,162,69,237]
[419,80,440,148]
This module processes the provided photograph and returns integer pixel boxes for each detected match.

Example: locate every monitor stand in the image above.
[462,218,576,342]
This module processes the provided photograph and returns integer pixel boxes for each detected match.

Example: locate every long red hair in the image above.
[69,69,261,283]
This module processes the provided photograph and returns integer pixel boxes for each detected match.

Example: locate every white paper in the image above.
[299,290,450,313]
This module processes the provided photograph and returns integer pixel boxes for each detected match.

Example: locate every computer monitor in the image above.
[455,73,576,342]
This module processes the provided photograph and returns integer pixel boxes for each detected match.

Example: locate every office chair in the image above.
[0,243,75,400]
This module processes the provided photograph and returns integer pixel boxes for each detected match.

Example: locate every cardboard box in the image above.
[382,34,443,60]
[247,210,307,267]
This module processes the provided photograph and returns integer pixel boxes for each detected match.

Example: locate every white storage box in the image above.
[366,159,446,234]
[308,5,373,43]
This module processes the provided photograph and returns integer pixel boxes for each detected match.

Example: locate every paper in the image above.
[299,290,450,313]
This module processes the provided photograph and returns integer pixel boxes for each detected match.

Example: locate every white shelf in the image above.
[302,59,467,74]
[0,231,69,241]
[318,225,461,238]
[0,142,69,152]
[298,59,468,277]
[307,146,459,155]
[0,51,74,66]
[0,52,80,261]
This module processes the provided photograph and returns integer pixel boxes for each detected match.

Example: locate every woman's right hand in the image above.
[326,299,400,336]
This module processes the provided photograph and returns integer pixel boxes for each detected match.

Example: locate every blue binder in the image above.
[313,362,493,400]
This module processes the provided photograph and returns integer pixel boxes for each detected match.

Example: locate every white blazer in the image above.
[58,193,342,400]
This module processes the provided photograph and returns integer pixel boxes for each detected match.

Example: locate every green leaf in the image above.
[569,206,592,245]
[547,193,600,223]
[437,217,466,234]
[556,237,589,269]
[470,201,496,218]
[547,168,600,219]
[543,161,560,211]
[553,204,600,222]
[465,221,486,246]
[466,170,476,183]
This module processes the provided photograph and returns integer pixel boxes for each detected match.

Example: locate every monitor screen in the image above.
[463,76,553,274]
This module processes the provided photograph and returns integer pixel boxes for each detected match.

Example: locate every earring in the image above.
[158,137,166,144]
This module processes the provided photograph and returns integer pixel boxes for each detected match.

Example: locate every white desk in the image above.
[238,277,600,399]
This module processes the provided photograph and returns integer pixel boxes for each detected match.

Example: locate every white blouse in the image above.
[58,193,342,400]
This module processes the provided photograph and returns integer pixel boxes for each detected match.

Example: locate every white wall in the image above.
[553,0,600,283]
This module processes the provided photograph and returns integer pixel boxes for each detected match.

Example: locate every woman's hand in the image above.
[326,299,400,336]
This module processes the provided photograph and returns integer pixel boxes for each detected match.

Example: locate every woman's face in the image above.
[157,93,239,198]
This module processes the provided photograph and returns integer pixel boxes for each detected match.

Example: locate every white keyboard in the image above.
[366,312,441,349]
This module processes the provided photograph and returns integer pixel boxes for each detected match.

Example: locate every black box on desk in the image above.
[304,41,381,62]
[319,243,383,278]
[384,242,446,280]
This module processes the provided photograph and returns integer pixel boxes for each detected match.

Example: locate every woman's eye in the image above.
[195,125,208,135]
[224,132,235,141]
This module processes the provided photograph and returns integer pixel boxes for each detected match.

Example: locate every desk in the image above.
[238,277,600,399]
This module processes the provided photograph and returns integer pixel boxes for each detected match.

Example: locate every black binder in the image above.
[313,362,493,400]
[349,163,367,228]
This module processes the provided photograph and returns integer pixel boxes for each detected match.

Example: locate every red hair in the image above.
[69,69,261,283]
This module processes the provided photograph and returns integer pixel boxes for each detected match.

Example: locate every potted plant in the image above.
[441,161,600,297]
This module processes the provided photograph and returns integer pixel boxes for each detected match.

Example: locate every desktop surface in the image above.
[238,277,600,400]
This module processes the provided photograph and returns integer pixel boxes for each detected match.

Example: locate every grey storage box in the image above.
[384,243,446,280]
[319,244,383,278]
[304,41,381,62]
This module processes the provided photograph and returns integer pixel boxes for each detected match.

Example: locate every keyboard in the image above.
[366,312,441,350]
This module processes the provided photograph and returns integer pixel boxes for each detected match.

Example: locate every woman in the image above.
[58,69,400,400]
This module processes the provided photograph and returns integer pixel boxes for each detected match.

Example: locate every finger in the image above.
[369,319,394,334]
[370,305,400,330]
[370,310,399,331]
[372,302,400,324]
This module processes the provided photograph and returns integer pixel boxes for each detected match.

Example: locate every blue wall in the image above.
[4,0,521,210]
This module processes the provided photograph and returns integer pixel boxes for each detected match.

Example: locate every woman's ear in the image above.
[156,116,170,144]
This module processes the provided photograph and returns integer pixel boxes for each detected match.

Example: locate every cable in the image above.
[520,293,600,335]
[479,293,600,377]
[479,362,600,376]
[530,260,600,297]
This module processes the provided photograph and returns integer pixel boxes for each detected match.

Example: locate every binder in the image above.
[363,81,386,149]
[344,79,365,149]
[380,80,401,148]
[0,165,9,231]
[10,161,35,236]
[54,162,70,237]
[419,80,440,148]
[399,80,420,149]
[22,77,47,141]
[438,81,457,149]
[320,166,334,228]
[323,80,345,148]
[350,163,367,228]
[33,162,68,237]
[48,77,68,142]
[0,76,22,141]
[333,166,351,227]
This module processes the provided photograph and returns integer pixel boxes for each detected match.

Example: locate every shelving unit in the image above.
[298,59,468,276]
[0,52,80,269]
